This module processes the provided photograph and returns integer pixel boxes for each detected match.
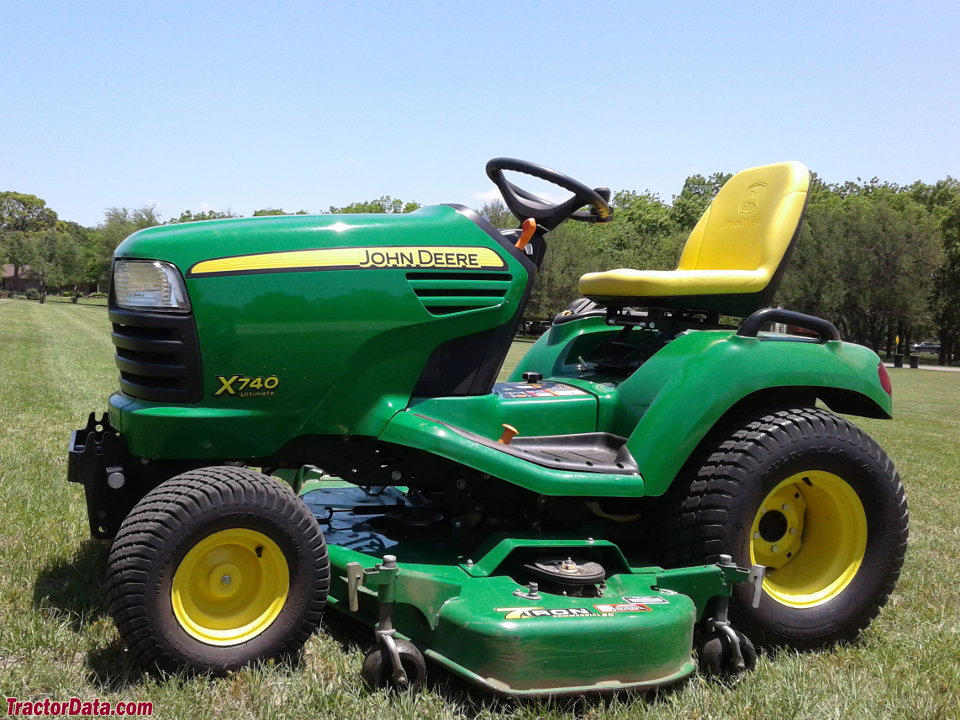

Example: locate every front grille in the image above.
[109,308,203,403]
[406,271,512,315]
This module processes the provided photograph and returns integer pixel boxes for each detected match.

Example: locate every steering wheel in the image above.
[485,157,613,231]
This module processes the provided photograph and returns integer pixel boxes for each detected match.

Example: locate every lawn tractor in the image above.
[68,158,908,696]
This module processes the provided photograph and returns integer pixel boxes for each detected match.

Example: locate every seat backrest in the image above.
[677,161,810,277]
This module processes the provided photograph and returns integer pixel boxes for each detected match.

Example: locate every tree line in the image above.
[2,173,959,365]
[0,195,416,300]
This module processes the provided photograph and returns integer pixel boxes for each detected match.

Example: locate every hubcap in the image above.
[171,528,289,646]
[750,470,867,608]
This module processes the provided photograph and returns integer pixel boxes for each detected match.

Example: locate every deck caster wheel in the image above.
[361,638,426,693]
[698,627,757,677]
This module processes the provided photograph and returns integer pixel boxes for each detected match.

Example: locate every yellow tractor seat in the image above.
[579,161,810,317]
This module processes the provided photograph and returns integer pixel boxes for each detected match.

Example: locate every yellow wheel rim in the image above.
[749,470,867,608]
[171,528,289,646]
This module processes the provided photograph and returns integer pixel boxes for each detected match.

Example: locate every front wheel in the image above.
[106,466,329,672]
[655,408,908,647]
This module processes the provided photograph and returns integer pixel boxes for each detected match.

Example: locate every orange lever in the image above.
[498,424,519,445]
[515,218,536,250]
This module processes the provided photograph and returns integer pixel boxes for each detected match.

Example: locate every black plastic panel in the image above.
[110,308,203,403]
[416,415,639,475]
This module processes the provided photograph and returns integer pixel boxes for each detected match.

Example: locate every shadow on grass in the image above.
[85,640,149,692]
[318,607,375,656]
[87,640,315,693]
[417,669,687,717]
[32,539,110,630]
[33,540,151,690]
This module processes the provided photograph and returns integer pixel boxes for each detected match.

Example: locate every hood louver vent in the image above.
[110,308,203,402]
[406,271,512,315]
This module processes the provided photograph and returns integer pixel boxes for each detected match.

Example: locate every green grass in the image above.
[501,336,536,381]
[1,299,959,719]
[45,296,110,307]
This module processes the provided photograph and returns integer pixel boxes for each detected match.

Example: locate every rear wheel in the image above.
[653,408,908,646]
[106,466,329,672]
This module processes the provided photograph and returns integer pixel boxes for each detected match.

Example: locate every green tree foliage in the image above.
[253,208,309,216]
[167,209,239,224]
[0,191,59,287]
[526,189,688,318]
[905,177,960,360]
[908,177,960,213]
[479,200,514,229]
[778,179,942,353]
[930,193,960,363]
[606,190,685,270]
[26,226,85,302]
[328,197,420,214]
[1,231,38,282]
[670,172,732,231]
[775,177,846,321]
[526,222,599,318]
[0,191,57,233]
[88,206,162,287]
[0,217,90,302]
[96,206,161,251]
[59,221,97,301]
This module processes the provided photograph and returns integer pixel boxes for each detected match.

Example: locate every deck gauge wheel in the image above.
[361,639,427,693]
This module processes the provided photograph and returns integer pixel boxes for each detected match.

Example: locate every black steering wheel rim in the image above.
[485,157,612,231]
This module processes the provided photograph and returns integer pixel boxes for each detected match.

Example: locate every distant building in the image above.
[2,264,42,292]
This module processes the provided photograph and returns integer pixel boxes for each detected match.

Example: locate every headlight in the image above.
[113,260,191,312]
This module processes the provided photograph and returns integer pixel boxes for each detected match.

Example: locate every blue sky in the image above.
[2,1,958,227]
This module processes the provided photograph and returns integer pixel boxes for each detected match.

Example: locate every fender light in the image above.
[878,361,893,396]
[113,259,191,312]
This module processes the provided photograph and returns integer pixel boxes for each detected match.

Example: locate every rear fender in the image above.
[614,331,891,496]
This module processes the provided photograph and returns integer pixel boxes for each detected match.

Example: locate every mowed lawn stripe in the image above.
[0,301,115,699]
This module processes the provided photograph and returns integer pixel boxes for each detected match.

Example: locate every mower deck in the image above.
[302,481,746,695]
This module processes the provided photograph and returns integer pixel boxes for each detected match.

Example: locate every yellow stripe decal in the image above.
[189,246,506,277]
